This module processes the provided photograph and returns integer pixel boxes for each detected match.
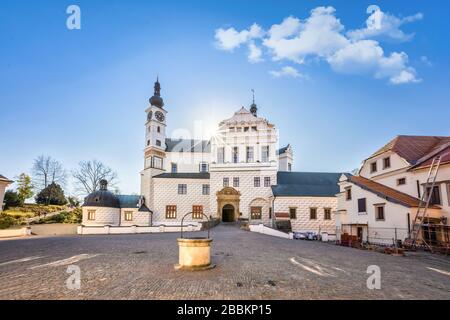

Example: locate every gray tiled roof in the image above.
[277,145,289,155]
[272,172,341,197]
[165,138,211,153]
[116,195,141,208]
[153,172,210,179]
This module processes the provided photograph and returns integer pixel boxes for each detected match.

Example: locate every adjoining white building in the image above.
[336,135,450,245]
[81,79,341,234]
[0,175,13,211]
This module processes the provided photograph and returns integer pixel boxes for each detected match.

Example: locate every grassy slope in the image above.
[0,205,81,229]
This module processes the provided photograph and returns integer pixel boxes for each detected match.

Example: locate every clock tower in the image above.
[141,78,167,211]
[144,77,167,170]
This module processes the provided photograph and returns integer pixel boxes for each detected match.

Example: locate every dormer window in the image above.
[244,127,249,132]
[156,140,161,147]
[251,126,257,131]
[229,127,235,132]
[236,127,242,132]
[383,157,391,169]
[370,162,377,173]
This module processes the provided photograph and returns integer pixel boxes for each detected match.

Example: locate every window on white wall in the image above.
[178,184,187,195]
[426,186,441,205]
[397,177,406,185]
[166,205,177,219]
[358,198,367,213]
[232,147,239,163]
[262,146,269,162]
[264,177,271,187]
[124,211,133,221]
[200,163,208,173]
[152,156,163,169]
[246,146,254,162]
[217,147,225,164]
[289,208,297,219]
[202,184,210,195]
[254,177,260,187]
[370,162,377,173]
[251,207,262,220]
[324,208,331,220]
[383,157,391,169]
[375,205,385,220]
[233,177,239,187]
[345,187,352,200]
[192,205,203,219]
[171,163,177,173]
[309,208,317,220]
[223,178,229,187]
[88,210,96,221]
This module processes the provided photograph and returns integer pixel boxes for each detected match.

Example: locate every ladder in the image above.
[410,155,442,247]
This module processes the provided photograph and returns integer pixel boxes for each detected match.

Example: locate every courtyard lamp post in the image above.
[174,212,215,271]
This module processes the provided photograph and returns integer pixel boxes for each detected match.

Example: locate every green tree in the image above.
[3,190,21,209]
[67,196,80,208]
[16,173,34,204]
[35,182,67,205]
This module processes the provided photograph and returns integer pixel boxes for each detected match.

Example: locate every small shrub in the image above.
[3,191,21,209]
[0,214,19,229]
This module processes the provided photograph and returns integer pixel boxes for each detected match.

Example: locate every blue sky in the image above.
[1,0,449,196]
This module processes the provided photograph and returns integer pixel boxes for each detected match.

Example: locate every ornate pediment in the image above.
[216,187,240,196]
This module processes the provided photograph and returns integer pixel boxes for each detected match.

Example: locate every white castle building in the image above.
[82,79,340,234]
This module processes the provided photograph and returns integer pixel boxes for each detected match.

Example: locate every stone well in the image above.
[175,237,215,271]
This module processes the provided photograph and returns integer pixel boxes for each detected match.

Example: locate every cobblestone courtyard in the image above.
[0,224,449,300]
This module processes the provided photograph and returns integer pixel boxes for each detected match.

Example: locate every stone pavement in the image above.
[0,224,449,300]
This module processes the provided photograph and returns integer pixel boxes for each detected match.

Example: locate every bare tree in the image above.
[72,160,118,195]
[32,155,67,191]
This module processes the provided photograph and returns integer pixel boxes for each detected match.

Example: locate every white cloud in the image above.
[214,5,423,84]
[214,23,264,51]
[327,40,420,84]
[347,5,423,42]
[269,66,303,78]
[248,42,263,63]
[390,69,421,85]
[263,7,349,63]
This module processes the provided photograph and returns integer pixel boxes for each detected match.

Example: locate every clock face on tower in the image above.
[155,111,165,122]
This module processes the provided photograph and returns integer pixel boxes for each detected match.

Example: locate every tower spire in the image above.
[250,89,257,116]
[149,76,164,108]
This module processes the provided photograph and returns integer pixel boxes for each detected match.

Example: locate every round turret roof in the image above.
[83,180,120,208]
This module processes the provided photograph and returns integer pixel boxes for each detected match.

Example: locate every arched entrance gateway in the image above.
[216,187,240,223]
[222,204,235,222]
